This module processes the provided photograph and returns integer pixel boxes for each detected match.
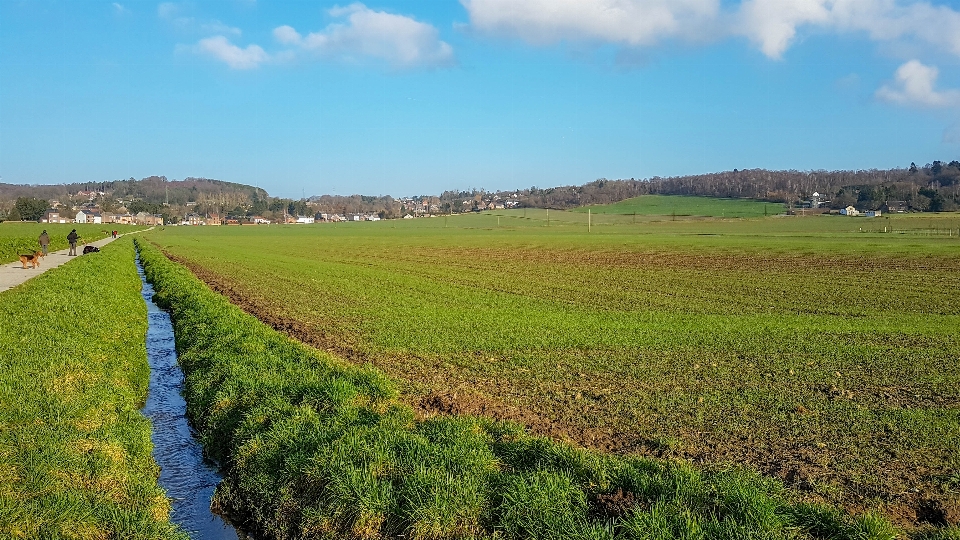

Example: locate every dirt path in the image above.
[0,229,151,294]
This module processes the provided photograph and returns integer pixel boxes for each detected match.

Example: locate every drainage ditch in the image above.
[138,256,241,539]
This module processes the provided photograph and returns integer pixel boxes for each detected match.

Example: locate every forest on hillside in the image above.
[513,161,960,212]
[0,176,269,222]
[0,176,266,208]
[3,161,958,222]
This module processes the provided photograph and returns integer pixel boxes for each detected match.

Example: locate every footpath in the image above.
[0,229,150,294]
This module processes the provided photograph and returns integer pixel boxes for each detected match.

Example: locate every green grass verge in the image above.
[0,239,184,539]
[573,195,781,218]
[137,238,907,540]
[0,223,144,264]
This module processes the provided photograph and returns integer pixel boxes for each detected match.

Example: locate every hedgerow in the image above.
[0,239,184,538]
[136,238,906,540]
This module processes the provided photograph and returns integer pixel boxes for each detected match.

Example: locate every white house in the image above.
[76,210,102,224]
[295,216,315,224]
[840,206,859,216]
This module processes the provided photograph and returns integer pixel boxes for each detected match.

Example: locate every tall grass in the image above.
[0,239,184,538]
[137,238,902,540]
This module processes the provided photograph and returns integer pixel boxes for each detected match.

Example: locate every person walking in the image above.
[38,230,50,256]
[67,229,79,256]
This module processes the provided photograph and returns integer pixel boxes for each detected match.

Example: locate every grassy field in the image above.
[0,222,144,264]
[138,238,904,539]
[573,195,782,218]
[0,239,183,538]
[143,211,960,531]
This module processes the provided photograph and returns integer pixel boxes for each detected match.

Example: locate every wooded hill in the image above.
[0,176,267,209]
[513,161,960,212]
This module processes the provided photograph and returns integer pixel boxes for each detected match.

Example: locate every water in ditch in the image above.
[138,258,241,539]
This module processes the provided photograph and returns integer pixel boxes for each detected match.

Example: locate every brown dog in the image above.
[19,251,43,269]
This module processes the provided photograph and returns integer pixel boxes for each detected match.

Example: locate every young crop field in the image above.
[573,195,781,218]
[137,238,907,539]
[0,239,183,538]
[144,212,960,533]
[0,222,143,264]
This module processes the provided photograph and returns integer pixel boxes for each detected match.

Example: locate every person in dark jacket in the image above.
[38,230,50,256]
[67,229,78,256]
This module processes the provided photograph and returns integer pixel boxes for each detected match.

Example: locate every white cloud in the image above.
[273,25,302,45]
[112,3,129,14]
[876,59,960,107]
[737,0,960,60]
[461,0,720,46]
[275,3,454,68]
[197,36,269,69]
[737,0,830,58]
[461,0,960,60]
[200,20,242,37]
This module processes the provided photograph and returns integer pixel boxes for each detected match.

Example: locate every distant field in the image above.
[145,212,960,525]
[573,195,781,218]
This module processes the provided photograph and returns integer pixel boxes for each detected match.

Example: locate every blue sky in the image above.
[2,0,960,198]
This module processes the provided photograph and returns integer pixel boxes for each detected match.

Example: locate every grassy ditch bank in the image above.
[0,239,184,538]
[136,238,926,540]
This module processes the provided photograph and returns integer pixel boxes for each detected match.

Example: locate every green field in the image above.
[143,211,960,531]
[573,195,782,218]
[138,238,906,539]
[0,222,143,264]
[0,239,182,538]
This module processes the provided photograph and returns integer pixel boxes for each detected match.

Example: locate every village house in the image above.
[42,209,70,223]
[252,216,271,225]
[104,213,134,225]
[135,212,163,226]
[184,213,205,226]
[840,206,860,216]
[883,201,908,213]
[75,210,102,224]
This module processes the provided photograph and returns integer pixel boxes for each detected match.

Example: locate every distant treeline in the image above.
[0,176,266,206]
[4,161,959,222]
[511,161,960,212]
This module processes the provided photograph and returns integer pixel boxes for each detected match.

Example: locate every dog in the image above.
[82,246,100,254]
[19,251,42,269]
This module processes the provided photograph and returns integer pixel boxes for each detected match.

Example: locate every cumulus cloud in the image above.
[461,0,960,60]
[197,36,269,69]
[876,60,960,107]
[737,0,960,59]
[461,0,720,46]
[275,3,454,68]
